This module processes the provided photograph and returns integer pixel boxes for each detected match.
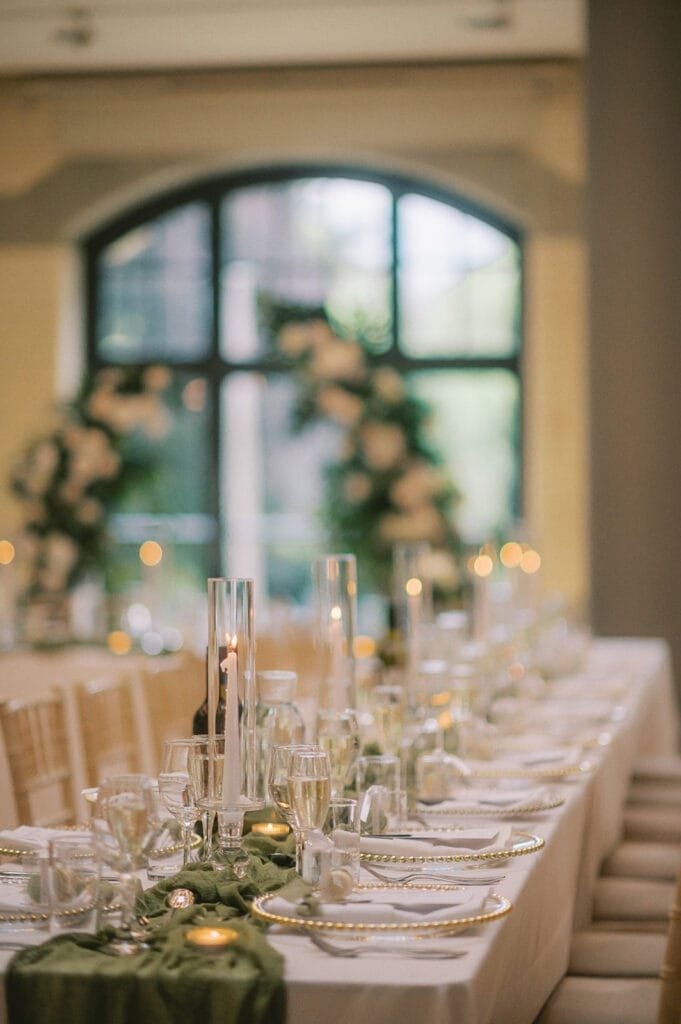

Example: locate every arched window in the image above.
[85,165,522,610]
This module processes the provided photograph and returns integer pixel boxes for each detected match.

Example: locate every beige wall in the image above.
[0,61,588,607]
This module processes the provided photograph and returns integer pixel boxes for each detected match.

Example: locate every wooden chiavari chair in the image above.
[0,691,75,826]
[76,673,140,787]
[141,652,205,772]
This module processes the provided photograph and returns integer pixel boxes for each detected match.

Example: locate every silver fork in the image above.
[307,931,467,959]
[362,863,504,885]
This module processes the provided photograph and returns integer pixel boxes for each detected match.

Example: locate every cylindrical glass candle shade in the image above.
[392,542,434,706]
[313,554,357,712]
[206,577,261,810]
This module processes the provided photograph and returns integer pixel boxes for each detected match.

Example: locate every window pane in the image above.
[220,178,393,360]
[106,373,214,597]
[96,204,212,362]
[398,194,520,357]
[221,372,343,605]
[410,369,520,542]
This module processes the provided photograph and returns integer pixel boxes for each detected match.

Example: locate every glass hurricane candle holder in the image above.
[312,553,358,713]
[203,577,262,867]
[392,542,434,708]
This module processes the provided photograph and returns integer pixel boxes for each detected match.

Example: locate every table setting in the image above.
[0,547,678,1024]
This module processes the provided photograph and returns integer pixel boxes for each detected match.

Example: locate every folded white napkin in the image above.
[360,826,511,859]
[269,885,491,924]
[0,828,90,853]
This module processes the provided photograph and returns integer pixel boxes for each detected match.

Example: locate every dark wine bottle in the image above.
[192,648,227,734]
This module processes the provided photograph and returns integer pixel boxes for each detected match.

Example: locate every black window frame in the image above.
[84,162,524,578]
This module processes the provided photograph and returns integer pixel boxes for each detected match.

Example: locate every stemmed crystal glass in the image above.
[316,709,358,800]
[92,774,159,956]
[153,738,202,877]
[267,743,318,829]
[286,748,331,875]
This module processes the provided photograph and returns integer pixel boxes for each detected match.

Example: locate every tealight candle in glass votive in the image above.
[250,821,290,840]
[185,926,239,952]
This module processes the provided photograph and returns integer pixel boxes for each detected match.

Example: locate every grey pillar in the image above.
[588,0,681,704]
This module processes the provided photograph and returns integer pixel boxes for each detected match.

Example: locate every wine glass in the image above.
[316,709,358,800]
[286,748,331,874]
[186,736,224,864]
[92,774,158,956]
[154,738,202,877]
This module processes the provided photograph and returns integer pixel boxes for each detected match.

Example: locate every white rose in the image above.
[360,422,407,471]
[309,339,365,383]
[77,498,103,525]
[45,532,79,572]
[316,386,363,426]
[279,323,317,357]
[389,461,441,510]
[143,365,171,391]
[372,367,405,404]
[343,472,372,504]
[379,505,445,544]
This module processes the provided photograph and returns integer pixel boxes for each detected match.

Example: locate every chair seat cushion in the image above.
[536,976,660,1024]
[602,840,680,880]
[593,876,675,923]
[568,930,666,977]
[623,804,681,843]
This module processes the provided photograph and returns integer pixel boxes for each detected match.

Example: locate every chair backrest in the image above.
[256,627,319,698]
[141,652,205,773]
[77,673,140,786]
[0,691,75,826]
[658,844,681,1023]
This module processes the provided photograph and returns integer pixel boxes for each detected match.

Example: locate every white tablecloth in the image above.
[0,637,678,1024]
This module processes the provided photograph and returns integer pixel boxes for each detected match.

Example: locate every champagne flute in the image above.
[92,774,158,956]
[286,748,331,874]
[155,738,202,876]
[267,743,318,825]
[316,709,358,800]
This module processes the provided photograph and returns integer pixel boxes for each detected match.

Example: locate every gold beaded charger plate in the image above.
[0,878,119,925]
[465,758,595,782]
[251,883,512,937]
[418,792,565,818]
[359,829,544,865]
[0,830,200,862]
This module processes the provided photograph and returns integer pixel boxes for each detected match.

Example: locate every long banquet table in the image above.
[0,637,678,1024]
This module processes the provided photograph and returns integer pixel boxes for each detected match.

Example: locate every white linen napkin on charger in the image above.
[269,885,491,925]
[360,825,512,859]
[0,827,90,853]
[419,787,547,811]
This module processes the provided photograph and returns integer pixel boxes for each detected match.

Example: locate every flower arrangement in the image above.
[264,301,462,596]
[11,365,172,605]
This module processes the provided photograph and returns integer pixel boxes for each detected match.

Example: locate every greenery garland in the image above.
[11,365,172,604]
[263,300,462,596]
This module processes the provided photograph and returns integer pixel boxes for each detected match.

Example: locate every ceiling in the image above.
[0,0,584,76]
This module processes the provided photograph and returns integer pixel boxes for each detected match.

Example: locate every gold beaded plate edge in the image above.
[417,793,565,817]
[466,759,595,781]
[251,884,512,936]
[359,830,545,864]
[0,831,201,862]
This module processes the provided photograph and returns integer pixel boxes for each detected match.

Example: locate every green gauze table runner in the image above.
[7,834,296,1024]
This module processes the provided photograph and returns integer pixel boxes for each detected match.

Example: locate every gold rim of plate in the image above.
[0,832,201,862]
[467,759,594,781]
[418,793,565,817]
[360,830,545,864]
[0,897,120,924]
[251,884,512,935]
